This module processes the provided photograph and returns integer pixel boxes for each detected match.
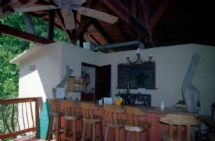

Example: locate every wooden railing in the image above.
[0,97,42,140]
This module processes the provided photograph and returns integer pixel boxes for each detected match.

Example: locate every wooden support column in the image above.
[48,10,55,40]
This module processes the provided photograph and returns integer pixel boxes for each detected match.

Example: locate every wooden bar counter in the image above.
[57,100,191,141]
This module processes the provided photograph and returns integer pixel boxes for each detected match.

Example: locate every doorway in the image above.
[96,65,111,100]
[81,63,97,101]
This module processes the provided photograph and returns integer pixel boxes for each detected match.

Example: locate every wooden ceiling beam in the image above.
[116,21,135,41]
[0,23,53,44]
[56,10,75,43]
[85,0,99,8]
[101,0,150,45]
[89,34,101,45]
[131,0,137,18]
[150,0,170,30]
[91,19,114,43]
[140,0,150,27]
[76,19,92,38]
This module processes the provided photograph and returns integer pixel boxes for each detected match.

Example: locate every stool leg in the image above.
[73,120,76,141]
[48,115,54,141]
[56,116,60,141]
[93,124,96,141]
[81,122,86,141]
[116,128,119,141]
[104,126,109,141]
[64,118,67,141]
[147,131,150,141]
[126,131,129,141]
[64,119,67,141]
[136,132,140,141]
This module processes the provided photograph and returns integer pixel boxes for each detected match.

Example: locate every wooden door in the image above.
[96,65,111,100]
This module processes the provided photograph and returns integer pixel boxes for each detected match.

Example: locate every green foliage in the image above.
[0,12,69,138]
[0,12,68,99]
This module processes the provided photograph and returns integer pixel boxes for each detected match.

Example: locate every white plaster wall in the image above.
[99,44,215,115]
[19,42,62,101]
[59,42,99,100]
[16,42,215,115]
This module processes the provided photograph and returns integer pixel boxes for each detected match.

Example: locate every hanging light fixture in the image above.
[126,41,145,64]
[126,48,144,65]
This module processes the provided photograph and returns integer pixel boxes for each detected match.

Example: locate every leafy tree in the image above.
[0,12,68,99]
[0,12,68,138]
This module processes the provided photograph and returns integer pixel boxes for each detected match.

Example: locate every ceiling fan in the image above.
[14,0,119,30]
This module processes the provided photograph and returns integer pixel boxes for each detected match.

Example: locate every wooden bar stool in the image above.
[124,106,151,141]
[80,102,103,141]
[48,99,64,141]
[62,100,82,141]
[160,114,200,141]
[104,105,125,141]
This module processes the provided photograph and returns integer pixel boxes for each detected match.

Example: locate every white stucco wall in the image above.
[14,42,215,115]
[18,42,62,101]
[59,42,99,100]
[99,44,215,115]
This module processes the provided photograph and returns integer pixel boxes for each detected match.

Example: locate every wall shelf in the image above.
[67,76,87,92]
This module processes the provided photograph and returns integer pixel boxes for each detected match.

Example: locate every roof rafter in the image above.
[150,0,170,30]
[101,0,150,46]
[0,23,53,44]
[92,19,113,43]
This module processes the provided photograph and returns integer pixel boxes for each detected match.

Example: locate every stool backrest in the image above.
[61,100,76,116]
[160,114,200,141]
[124,106,146,126]
[104,105,124,125]
[48,99,61,113]
[80,102,98,119]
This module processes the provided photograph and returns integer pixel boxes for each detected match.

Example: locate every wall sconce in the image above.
[126,48,144,64]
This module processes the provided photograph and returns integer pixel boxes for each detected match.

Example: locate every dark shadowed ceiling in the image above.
[0,0,214,51]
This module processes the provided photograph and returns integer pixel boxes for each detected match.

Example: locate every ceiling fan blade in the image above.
[61,9,76,30]
[14,5,60,12]
[76,7,118,24]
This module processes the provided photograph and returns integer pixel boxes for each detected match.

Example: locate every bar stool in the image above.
[104,105,125,141]
[80,102,103,141]
[62,100,82,141]
[160,114,200,141]
[124,106,151,141]
[48,99,64,141]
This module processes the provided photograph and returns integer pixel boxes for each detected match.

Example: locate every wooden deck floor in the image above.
[10,134,48,141]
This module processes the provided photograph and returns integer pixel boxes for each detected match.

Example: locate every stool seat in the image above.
[125,122,151,132]
[160,114,200,141]
[124,106,151,141]
[51,111,64,116]
[106,122,124,128]
[64,115,80,120]
[83,118,101,123]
